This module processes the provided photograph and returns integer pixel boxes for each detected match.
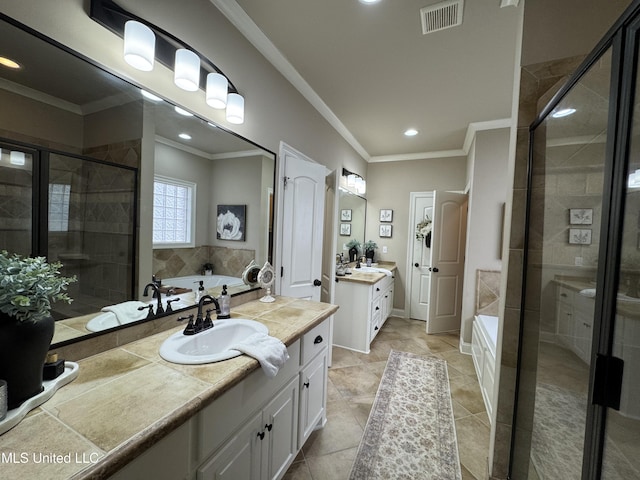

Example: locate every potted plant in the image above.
[202,262,214,276]
[0,251,76,409]
[363,240,378,263]
[345,239,361,262]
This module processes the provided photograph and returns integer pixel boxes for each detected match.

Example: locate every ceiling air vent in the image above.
[420,0,464,35]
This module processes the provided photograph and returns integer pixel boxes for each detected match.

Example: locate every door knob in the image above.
[414,263,419,267]
[432,267,439,272]
[313,279,321,286]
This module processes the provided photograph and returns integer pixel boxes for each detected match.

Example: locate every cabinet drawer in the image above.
[301,319,330,366]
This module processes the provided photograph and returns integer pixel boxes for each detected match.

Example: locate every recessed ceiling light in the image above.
[552,108,576,118]
[359,0,381,4]
[174,106,193,116]
[140,89,162,102]
[404,128,419,137]
[178,133,192,140]
[0,56,21,69]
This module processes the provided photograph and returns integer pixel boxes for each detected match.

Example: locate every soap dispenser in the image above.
[195,280,205,302]
[218,285,231,319]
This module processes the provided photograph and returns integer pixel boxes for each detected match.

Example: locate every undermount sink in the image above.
[353,266,393,276]
[159,318,268,364]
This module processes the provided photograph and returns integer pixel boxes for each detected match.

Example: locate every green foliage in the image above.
[0,251,76,323]
[345,239,362,253]
[363,240,378,251]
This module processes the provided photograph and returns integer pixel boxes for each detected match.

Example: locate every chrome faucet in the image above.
[143,282,164,315]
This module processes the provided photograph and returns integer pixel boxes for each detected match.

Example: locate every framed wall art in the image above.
[379,224,392,238]
[340,223,351,236]
[217,204,246,241]
[569,208,593,225]
[379,209,393,222]
[341,209,352,221]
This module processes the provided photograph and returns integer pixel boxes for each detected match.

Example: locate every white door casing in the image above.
[427,191,467,333]
[275,142,326,301]
[408,192,434,321]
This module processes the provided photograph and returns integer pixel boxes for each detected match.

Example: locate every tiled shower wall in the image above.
[491,55,586,480]
[152,245,256,280]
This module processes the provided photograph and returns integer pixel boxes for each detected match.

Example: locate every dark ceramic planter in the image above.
[0,313,55,409]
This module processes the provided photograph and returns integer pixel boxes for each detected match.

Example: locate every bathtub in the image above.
[471,314,499,420]
[162,274,244,291]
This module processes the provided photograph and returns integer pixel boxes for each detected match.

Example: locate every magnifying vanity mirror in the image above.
[336,187,366,262]
[0,15,275,348]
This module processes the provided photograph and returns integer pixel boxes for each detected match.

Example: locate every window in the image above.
[48,183,71,232]
[153,176,195,247]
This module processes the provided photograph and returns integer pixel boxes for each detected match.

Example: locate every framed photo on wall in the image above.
[379,224,392,238]
[379,209,393,222]
[341,209,352,221]
[569,228,592,245]
[217,204,246,241]
[569,208,593,225]
[340,223,351,236]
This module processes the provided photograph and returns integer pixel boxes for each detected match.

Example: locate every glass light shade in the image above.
[226,93,245,124]
[10,151,25,166]
[347,174,357,186]
[123,21,155,71]
[356,177,366,194]
[174,49,200,91]
[206,73,228,109]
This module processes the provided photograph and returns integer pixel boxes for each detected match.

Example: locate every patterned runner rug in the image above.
[350,350,461,480]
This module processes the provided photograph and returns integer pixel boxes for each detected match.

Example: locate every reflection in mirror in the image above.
[0,16,275,348]
[336,187,366,262]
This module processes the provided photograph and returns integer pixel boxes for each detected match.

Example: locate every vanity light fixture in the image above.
[342,167,366,194]
[9,151,25,166]
[206,73,228,109]
[347,174,357,187]
[123,20,155,71]
[355,177,366,194]
[90,0,245,123]
[226,93,245,124]
[551,107,576,118]
[404,128,419,136]
[174,49,200,91]
[0,56,21,69]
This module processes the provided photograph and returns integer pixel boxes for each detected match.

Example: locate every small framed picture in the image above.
[569,228,592,245]
[340,223,351,236]
[569,208,593,225]
[341,209,352,221]
[379,224,392,238]
[380,209,393,222]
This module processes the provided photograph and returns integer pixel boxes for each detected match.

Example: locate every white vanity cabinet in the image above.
[334,274,394,353]
[108,317,332,480]
[555,284,594,364]
[197,377,299,480]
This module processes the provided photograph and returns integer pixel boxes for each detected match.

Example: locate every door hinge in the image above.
[593,354,624,410]
[283,176,290,188]
[280,266,284,277]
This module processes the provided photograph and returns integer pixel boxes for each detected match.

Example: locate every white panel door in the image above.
[427,191,467,334]
[277,143,326,301]
[409,192,434,321]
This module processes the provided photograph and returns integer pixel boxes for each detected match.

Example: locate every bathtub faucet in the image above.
[143,282,164,316]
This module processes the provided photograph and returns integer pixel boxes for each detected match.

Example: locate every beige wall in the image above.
[365,157,467,312]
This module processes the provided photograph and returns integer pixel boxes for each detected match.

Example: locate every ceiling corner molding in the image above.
[209,0,370,161]
[462,118,513,153]
[369,149,466,163]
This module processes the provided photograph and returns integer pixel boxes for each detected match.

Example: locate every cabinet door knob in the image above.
[414,263,419,268]
[313,279,322,286]
[374,326,379,330]
[376,287,380,291]
[303,381,310,389]
[375,306,380,310]
[314,335,323,344]
[257,431,265,440]
[265,423,273,432]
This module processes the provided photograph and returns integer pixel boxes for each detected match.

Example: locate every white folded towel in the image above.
[230,333,290,378]
[579,288,596,298]
[101,301,149,325]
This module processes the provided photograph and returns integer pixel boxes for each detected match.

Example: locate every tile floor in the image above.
[284,316,490,480]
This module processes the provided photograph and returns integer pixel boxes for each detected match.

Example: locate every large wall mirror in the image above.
[336,187,366,260]
[0,16,275,347]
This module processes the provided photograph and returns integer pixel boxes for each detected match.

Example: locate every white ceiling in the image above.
[217,0,522,161]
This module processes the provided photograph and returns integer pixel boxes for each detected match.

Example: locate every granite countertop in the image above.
[0,296,338,480]
[336,262,397,285]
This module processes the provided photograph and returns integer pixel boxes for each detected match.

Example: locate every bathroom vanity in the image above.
[0,296,337,480]
[333,263,396,353]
